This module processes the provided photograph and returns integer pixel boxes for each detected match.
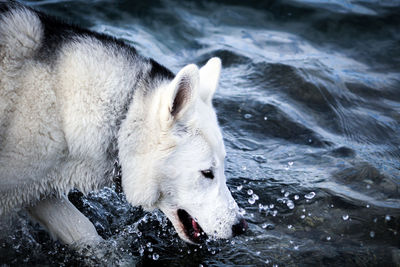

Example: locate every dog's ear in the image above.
[199,57,221,105]
[160,64,199,124]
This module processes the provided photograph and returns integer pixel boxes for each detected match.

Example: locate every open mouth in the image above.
[177,209,207,243]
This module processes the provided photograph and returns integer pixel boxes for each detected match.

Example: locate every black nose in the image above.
[232,218,248,236]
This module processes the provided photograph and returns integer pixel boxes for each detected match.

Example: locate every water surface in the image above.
[1,0,399,266]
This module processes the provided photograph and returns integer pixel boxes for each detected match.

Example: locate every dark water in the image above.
[1,0,400,266]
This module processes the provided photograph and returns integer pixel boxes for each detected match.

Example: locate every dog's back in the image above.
[0,1,41,62]
[0,2,67,212]
[0,2,134,213]
[0,1,43,125]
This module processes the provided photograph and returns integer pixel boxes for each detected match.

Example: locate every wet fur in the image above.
[0,1,243,245]
[0,2,167,212]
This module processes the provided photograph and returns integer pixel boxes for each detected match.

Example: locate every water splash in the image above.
[304,192,316,200]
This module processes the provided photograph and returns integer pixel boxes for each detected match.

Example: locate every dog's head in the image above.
[118,57,247,243]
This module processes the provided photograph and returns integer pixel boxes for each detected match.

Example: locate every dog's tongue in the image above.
[192,219,201,237]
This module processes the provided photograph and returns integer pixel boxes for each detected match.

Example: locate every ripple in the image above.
[4,0,400,266]
[196,49,252,67]
[216,97,330,148]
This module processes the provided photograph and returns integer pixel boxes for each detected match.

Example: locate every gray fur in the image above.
[0,4,171,214]
[0,2,246,246]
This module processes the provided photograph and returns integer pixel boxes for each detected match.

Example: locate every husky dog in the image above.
[0,1,247,246]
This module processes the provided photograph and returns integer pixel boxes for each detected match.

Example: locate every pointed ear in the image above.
[199,57,221,105]
[160,64,199,123]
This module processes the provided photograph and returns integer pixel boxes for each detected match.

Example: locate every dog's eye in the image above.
[201,169,214,179]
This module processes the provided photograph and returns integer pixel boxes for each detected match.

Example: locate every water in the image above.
[1,0,400,266]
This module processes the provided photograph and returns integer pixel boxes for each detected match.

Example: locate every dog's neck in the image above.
[106,58,175,190]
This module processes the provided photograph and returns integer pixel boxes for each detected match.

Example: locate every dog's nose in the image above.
[232,218,248,236]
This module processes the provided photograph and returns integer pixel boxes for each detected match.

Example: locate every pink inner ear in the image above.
[171,80,190,117]
[192,218,201,236]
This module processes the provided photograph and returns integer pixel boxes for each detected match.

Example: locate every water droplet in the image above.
[269,204,275,209]
[370,231,375,238]
[373,218,377,223]
[284,191,290,198]
[146,242,152,247]
[288,224,293,229]
[252,194,259,201]
[304,192,316,199]
[248,197,256,205]
[242,166,247,171]
[236,185,243,191]
[152,253,159,260]
[326,236,331,241]
[366,204,370,208]
[244,113,252,119]
[239,208,246,216]
[286,200,295,209]
[294,195,299,200]
[342,214,349,221]
[256,251,261,256]
[139,246,145,256]
[262,223,268,229]
[288,161,294,166]
[247,189,253,195]
[294,245,299,250]
[264,116,268,121]
[366,184,371,189]
[272,210,278,217]
[281,189,285,194]
[300,215,305,219]
[385,215,391,221]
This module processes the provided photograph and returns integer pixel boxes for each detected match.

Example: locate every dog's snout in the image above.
[232,218,248,236]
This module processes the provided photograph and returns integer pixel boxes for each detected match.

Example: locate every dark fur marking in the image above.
[148,58,174,81]
[35,8,139,64]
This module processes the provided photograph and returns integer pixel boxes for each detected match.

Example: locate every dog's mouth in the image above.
[177,209,207,243]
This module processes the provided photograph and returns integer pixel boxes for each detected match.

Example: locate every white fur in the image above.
[120,58,240,242]
[199,57,221,104]
[0,6,243,246]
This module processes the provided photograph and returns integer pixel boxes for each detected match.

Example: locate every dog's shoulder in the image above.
[0,1,42,59]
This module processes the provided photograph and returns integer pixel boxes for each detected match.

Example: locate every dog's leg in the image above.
[27,195,103,246]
